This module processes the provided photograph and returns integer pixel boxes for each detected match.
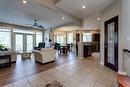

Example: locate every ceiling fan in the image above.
[31,19,44,29]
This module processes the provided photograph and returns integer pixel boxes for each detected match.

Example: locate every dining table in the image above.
[59,45,69,54]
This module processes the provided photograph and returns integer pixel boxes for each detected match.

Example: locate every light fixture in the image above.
[22,0,27,4]
[97,18,100,20]
[82,5,86,9]
[9,21,12,24]
[62,17,65,19]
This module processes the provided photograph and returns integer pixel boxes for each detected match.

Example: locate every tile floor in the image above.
[2,54,118,87]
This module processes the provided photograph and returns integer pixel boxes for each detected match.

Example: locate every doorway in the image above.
[104,16,118,72]
[15,34,23,53]
[15,34,34,53]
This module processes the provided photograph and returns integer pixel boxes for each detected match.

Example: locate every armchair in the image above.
[34,48,56,64]
[34,42,45,50]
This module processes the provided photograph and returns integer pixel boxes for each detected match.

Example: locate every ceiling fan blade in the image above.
[39,25,44,28]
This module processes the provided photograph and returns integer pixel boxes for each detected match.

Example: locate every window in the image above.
[83,33,92,42]
[36,32,43,46]
[57,35,64,44]
[0,28,11,48]
[67,33,73,43]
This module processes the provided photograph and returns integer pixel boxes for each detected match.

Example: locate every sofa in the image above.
[0,49,17,64]
[34,48,56,64]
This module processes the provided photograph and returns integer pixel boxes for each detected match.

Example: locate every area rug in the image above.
[44,81,65,87]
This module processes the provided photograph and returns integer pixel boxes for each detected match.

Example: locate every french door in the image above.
[27,35,33,52]
[104,16,118,72]
[15,34,23,53]
[15,34,34,53]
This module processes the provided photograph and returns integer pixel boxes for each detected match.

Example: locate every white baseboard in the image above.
[78,57,84,59]
[118,71,128,75]
[100,62,104,65]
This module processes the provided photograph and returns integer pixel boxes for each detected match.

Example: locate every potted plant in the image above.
[0,44,8,51]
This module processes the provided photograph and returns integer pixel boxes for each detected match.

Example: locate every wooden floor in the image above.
[0,52,77,86]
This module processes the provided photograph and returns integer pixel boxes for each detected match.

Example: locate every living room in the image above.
[1,0,130,87]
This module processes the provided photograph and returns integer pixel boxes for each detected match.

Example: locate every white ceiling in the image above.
[0,0,115,29]
[0,0,79,29]
[56,0,115,19]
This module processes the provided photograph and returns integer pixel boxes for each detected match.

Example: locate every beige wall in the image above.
[122,0,130,76]
[100,0,123,73]
[84,15,100,30]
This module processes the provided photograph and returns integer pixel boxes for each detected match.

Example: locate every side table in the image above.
[0,54,11,67]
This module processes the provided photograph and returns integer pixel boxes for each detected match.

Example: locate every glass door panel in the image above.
[15,34,23,53]
[104,16,118,72]
[27,35,33,52]
[108,22,115,64]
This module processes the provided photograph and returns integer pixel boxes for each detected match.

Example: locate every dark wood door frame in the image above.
[104,16,118,72]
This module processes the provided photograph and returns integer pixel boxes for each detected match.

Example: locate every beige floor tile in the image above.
[54,77,65,83]
[51,71,64,77]
[87,73,100,81]
[29,78,46,87]
[57,73,70,81]
[41,75,56,83]
[81,77,96,87]
[61,78,79,87]
[94,82,110,87]
[18,84,32,87]
[71,73,86,81]
[2,84,13,87]
[13,79,29,87]
[4,53,118,87]
[63,71,76,77]
[27,74,41,81]
[74,81,94,87]
[97,76,113,87]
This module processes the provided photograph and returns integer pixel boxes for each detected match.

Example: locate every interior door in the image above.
[104,16,118,72]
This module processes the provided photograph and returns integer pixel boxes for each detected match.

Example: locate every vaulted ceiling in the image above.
[0,0,115,29]
[57,0,115,19]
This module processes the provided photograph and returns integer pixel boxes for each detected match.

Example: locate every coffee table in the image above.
[21,52,32,59]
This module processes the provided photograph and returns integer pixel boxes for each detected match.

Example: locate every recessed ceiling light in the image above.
[9,21,12,24]
[82,5,86,9]
[22,0,27,4]
[62,17,65,19]
[97,18,100,20]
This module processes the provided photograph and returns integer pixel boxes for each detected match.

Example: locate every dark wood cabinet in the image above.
[84,44,92,57]
[92,34,100,42]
